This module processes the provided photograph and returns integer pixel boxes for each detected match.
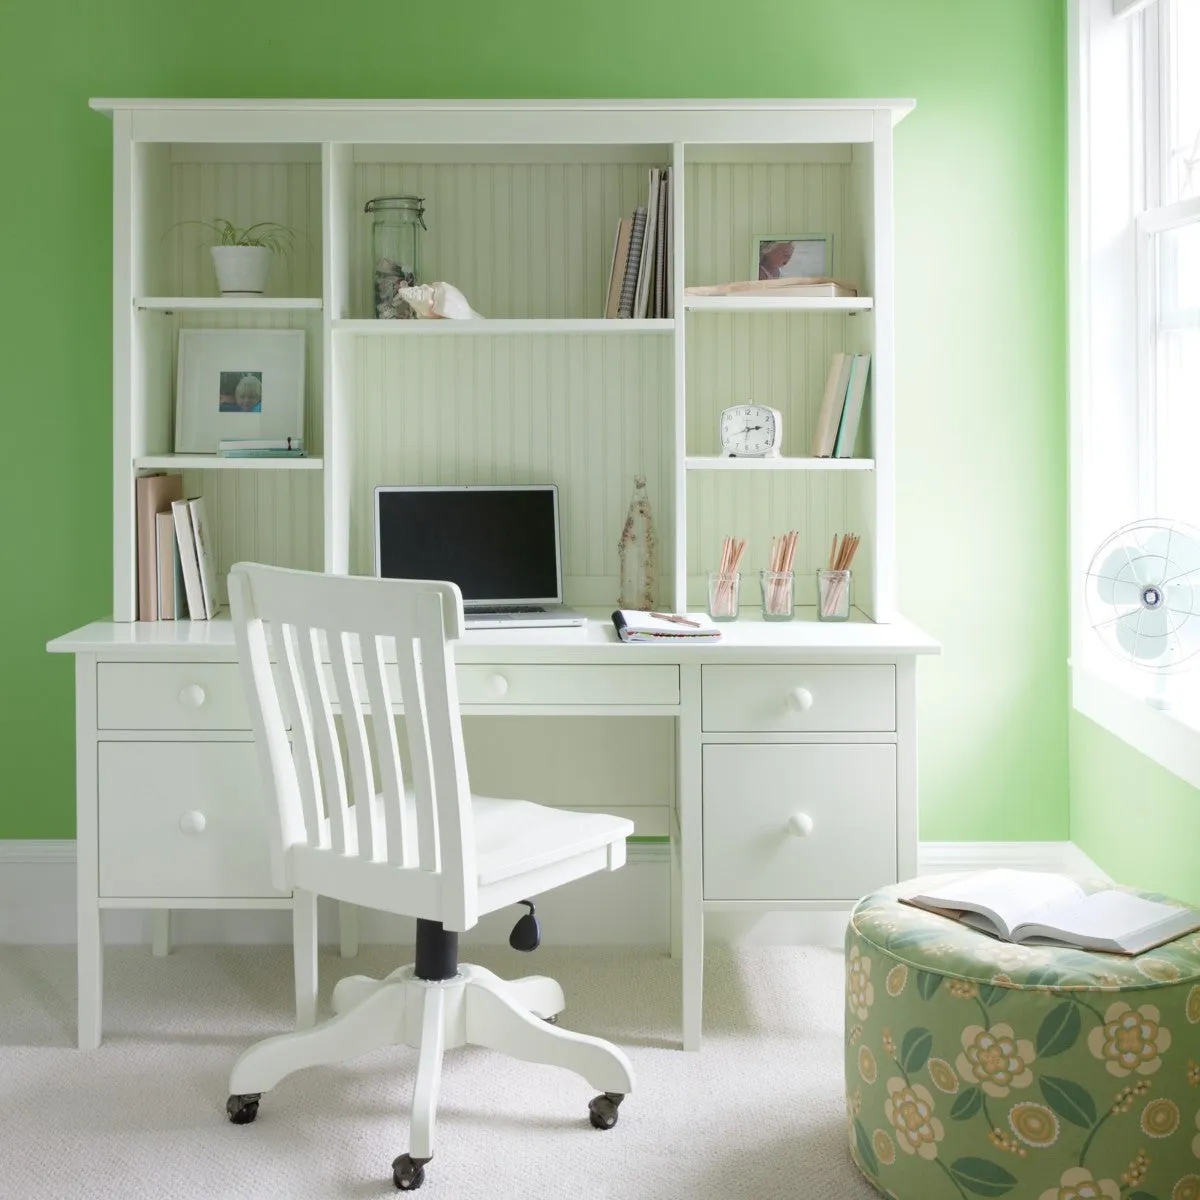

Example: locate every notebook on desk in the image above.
[375,484,586,629]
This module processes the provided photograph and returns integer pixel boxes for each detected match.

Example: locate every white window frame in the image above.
[1070,0,1200,789]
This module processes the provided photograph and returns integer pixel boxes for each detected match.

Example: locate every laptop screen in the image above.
[375,485,562,604]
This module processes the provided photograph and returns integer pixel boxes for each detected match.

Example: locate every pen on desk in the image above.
[651,612,702,627]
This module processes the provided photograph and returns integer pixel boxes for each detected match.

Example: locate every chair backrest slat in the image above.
[228,563,477,929]
[360,631,411,868]
[295,625,351,854]
[329,630,380,862]
[276,622,327,849]
[395,627,440,874]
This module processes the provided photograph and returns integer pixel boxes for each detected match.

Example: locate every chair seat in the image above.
[326,793,634,888]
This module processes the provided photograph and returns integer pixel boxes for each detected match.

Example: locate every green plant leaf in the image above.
[977,983,1008,1007]
[1036,1001,1082,1057]
[917,970,943,1000]
[899,1027,933,1075]
[1039,1075,1097,1128]
[853,1119,878,1176]
[950,1086,983,1120]
[948,1157,1018,1196]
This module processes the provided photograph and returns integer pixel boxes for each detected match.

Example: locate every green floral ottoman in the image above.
[845,878,1200,1200]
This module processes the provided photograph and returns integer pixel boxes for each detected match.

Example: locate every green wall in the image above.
[1071,714,1200,906]
[0,0,1067,840]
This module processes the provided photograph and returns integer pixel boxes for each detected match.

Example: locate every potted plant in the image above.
[186,220,295,296]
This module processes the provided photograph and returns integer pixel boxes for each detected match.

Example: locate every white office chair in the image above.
[224,563,635,1191]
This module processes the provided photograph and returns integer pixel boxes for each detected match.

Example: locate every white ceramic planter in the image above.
[211,245,271,295]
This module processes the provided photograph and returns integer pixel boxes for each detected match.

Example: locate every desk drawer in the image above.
[98,742,282,898]
[701,665,894,733]
[98,662,251,731]
[702,743,897,901]
[457,664,678,707]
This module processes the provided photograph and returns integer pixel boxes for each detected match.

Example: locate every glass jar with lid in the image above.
[365,195,426,318]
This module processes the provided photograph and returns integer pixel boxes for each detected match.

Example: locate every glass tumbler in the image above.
[365,195,426,318]
[760,570,795,621]
[816,569,852,621]
[707,571,741,621]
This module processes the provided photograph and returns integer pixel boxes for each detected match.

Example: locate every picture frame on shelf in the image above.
[753,233,833,281]
[175,328,305,453]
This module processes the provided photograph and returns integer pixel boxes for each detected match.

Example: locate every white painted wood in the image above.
[97,742,283,898]
[133,454,323,472]
[677,664,704,1051]
[895,657,920,880]
[112,113,138,622]
[338,903,360,958]
[134,297,322,310]
[672,142,688,612]
[409,986,447,1161]
[97,662,253,730]
[150,910,171,956]
[684,455,874,471]
[683,296,873,312]
[701,664,895,733]
[701,743,897,900]
[333,317,673,335]
[456,664,678,706]
[75,656,103,1049]
[293,888,318,1029]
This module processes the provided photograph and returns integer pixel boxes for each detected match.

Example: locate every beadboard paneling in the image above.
[163,151,322,298]
[177,469,324,606]
[685,470,871,609]
[684,158,858,288]
[685,311,864,457]
[351,159,659,319]
[347,334,674,606]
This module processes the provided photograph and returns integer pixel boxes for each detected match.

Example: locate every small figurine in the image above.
[618,475,657,611]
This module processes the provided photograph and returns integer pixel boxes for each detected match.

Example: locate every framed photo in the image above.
[752,233,834,282]
[175,328,306,453]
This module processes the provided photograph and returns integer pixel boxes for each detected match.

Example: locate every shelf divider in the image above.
[332,317,674,336]
[134,297,323,311]
[684,455,875,471]
[134,454,323,471]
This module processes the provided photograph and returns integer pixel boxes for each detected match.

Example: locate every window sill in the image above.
[1071,658,1200,791]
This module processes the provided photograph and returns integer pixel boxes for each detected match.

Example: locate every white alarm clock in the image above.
[720,403,783,458]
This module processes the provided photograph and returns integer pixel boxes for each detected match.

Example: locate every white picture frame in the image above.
[752,233,834,281]
[175,328,305,453]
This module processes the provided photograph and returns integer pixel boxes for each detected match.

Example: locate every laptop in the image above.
[374,484,587,628]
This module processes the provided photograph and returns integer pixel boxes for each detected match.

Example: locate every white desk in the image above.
[48,609,937,1050]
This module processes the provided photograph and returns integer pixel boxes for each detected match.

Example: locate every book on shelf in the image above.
[653,168,669,319]
[218,448,308,459]
[833,354,871,457]
[633,168,661,320]
[135,473,183,620]
[155,511,185,620]
[616,206,647,318]
[901,869,1200,955]
[604,218,632,319]
[171,499,205,620]
[810,353,854,457]
[218,437,304,453]
[188,497,221,619]
[664,169,675,319]
[611,610,721,642]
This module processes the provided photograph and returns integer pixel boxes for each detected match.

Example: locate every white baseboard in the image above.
[0,839,1111,949]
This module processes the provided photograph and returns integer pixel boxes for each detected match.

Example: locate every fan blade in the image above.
[1116,609,1171,660]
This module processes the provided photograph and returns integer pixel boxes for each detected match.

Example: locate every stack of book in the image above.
[217,437,306,460]
[603,167,673,319]
[810,352,872,458]
[135,474,220,621]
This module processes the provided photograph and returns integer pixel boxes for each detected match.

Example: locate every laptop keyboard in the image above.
[468,605,546,615]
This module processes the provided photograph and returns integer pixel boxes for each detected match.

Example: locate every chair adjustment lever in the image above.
[508,900,541,952]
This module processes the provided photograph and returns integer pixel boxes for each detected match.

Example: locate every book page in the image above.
[909,870,1085,939]
[1015,890,1194,947]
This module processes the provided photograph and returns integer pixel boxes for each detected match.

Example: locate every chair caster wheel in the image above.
[226,1093,261,1125]
[543,1013,560,1025]
[393,1153,429,1191]
[588,1092,624,1130]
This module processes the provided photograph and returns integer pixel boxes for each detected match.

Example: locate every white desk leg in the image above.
[669,836,682,960]
[293,888,318,1030]
[338,901,359,959]
[678,665,704,1051]
[78,901,103,1051]
[150,910,171,957]
[76,654,103,1050]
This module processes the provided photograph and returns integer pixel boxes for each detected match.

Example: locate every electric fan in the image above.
[1085,518,1200,708]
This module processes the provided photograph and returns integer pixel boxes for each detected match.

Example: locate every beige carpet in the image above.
[0,943,873,1200]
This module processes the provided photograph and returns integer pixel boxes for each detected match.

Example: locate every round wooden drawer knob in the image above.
[787,812,815,838]
[490,674,509,698]
[179,811,207,835]
[787,686,814,712]
[178,684,207,709]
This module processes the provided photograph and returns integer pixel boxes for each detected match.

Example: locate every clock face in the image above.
[720,405,780,457]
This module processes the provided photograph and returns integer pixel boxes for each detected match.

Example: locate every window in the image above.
[1071,0,1200,786]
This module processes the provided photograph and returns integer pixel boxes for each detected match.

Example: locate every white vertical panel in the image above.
[166,153,322,298]
[350,159,656,319]
[347,334,673,606]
